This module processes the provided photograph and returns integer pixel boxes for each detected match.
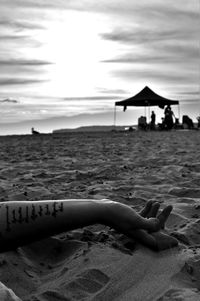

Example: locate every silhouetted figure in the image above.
[158,117,165,130]
[174,118,181,129]
[31,127,40,135]
[197,116,200,128]
[182,116,194,129]
[128,126,134,132]
[150,111,156,130]
[138,116,147,130]
[164,105,174,130]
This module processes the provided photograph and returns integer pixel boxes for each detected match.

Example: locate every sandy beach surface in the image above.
[0,130,200,301]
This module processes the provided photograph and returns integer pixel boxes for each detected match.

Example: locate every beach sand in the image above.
[0,130,200,300]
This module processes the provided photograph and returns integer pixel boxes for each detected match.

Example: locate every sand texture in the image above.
[0,130,200,300]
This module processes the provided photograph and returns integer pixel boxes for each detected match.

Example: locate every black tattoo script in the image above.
[6,205,11,232]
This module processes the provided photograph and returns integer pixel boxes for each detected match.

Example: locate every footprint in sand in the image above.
[40,269,110,300]
[65,269,110,298]
[156,287,200,301]
[39,290,70,301]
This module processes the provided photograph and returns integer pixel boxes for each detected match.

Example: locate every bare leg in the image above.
[0,200,161,252]
[0,200,177,252]
[0,200,108,252]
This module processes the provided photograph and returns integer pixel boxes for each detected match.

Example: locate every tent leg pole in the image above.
[148,106,150,124]
[114,104,117,129]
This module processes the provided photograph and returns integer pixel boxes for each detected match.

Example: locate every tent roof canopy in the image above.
[115,86,179,110]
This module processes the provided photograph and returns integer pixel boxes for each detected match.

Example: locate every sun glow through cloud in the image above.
[26,10,120,98]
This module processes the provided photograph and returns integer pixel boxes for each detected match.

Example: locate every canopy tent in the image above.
[113,86,180,127]
[115,86,179,111]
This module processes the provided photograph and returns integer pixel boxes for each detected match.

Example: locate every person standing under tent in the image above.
[164,105,175,130]
[150,111,156,130]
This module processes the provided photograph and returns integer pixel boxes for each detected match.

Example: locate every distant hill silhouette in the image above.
[52,125,131,133]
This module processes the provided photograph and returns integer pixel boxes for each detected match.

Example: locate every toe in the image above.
[157,205,173,229]
[140,201,153,217]
[147,202,160,218]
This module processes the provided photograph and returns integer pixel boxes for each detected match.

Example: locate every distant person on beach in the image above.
[0,199,178,253]
[31,127,40,135]
[197,116,200,128]
[138,116,147,130]
[164,105,174,130]
[150,111,156,130]
[182,115,194,129]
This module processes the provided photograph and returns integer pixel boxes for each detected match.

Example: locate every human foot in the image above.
[139,201,173,231]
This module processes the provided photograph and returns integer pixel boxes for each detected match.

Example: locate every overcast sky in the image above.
[0,0,199,134]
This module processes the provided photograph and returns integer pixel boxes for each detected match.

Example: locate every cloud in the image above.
[141,3,199,24]
[0,34,30,41]
[0,98,18,103]
[0,19,45,31]
[0,34,43,48]
[0,59,52,66]
[179,91,199,96]
[0,78,48,86]
[112,68,197,85]
[101,26,196,45]
[99,2,199,85]
[175,90,200,103]
[96,87,127,94]
[102,43,198,65]
[0,0,78,12]
[7,0,197,24]
[0,0,198,22]
[63,96,122,101]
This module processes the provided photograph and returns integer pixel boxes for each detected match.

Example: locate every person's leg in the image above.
[0,200,108,251]
[0,200,177,252]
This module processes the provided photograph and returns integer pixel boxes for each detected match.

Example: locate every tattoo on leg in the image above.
[52,202,58,217]
[25,206,29,223]
[6,205,11,232]
[31,205,37,220]
[18,207,23,223]
[3,202,64,232]
[45,204,50,215]
[12,209,17,223]
[38,205,43,216]
[59,202,64,212]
